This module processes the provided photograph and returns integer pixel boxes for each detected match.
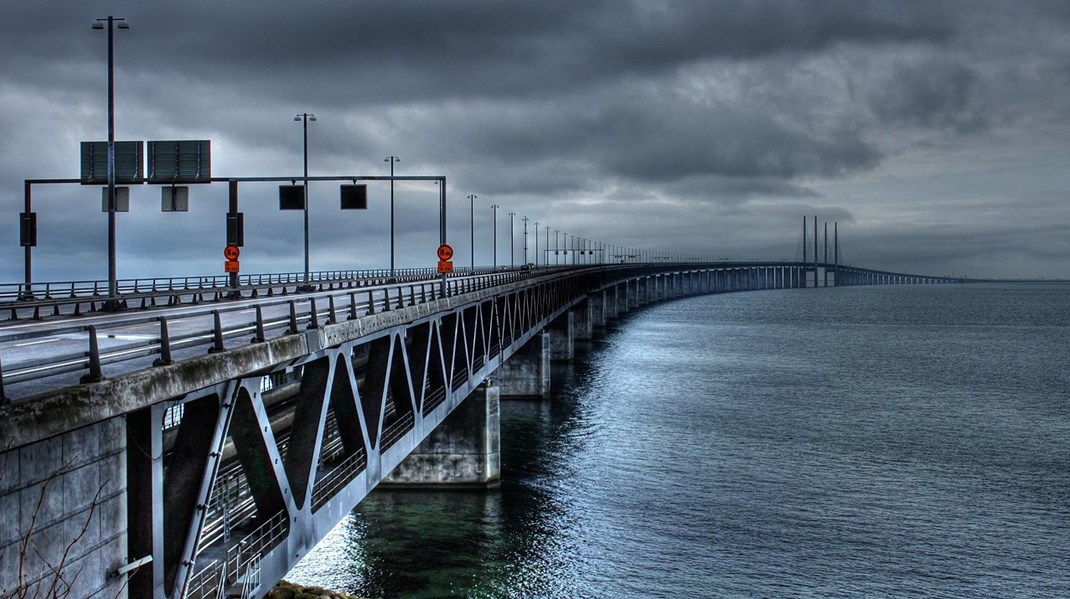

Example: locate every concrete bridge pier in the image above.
[606,285,621,319]
[496,332,551,400]
[549,311,575,361]
[573,300,594,341]
[589,292,607,329]
[627,279,641,310]
[384,384,500,488]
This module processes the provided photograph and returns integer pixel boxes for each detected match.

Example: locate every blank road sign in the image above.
[101,187,131,212]
[279,185,305,210]
[340,184,368,209]
[161,186,189,211]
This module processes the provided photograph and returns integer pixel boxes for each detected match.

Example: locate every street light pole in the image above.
[508,211,516,267]
[491,204,500,268]
[533,221,539,267]
[295,112,316,291]
[467,194,477,270]
[385,155,400,276]
[555,230,560,265]
[522,216,529,266]
[93,15,129,311]
[544,226,550,267]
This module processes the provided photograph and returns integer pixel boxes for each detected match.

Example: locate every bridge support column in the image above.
[549,311,575,360]
[384,384,500,487]
[627,280,639,310]
[590,292,607,328]
[636,278,649,306]
[606,285,620,320]
[0,417,129,599]
[496,332,551,399]
[573,299,594,340]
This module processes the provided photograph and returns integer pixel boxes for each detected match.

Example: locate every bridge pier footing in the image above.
[383,384,501,488]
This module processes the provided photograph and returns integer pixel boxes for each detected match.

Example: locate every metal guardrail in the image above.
[184,511,287,599]
[0,268,444,304]
[0,269,538,401]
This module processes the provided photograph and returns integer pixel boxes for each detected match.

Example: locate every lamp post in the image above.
[522,216,529,266]
[467,193,477,270]
[555,230,560,265]
[294,112,317,291]
[385,155,400,276]
[533,221,539,267]
[544,226,550,267]
[491,204,500,268]
[508,212,516,267]
[93,15,130,311]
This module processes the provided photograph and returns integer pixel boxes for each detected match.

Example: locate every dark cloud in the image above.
[0,1,1068,282]
[870,60,990,133]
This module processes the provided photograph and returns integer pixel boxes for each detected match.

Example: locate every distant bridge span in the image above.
[0,261,960,599]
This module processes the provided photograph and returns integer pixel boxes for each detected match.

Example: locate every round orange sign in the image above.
[437,244,454,261]
[224,244,241,260]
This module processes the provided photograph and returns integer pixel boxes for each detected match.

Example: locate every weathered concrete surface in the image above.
[549,311,574,361]
[572,300,593,341]
[590,292,607,328]
[382,385,500,487]
[0,417,127,599]
[496,332,550,399]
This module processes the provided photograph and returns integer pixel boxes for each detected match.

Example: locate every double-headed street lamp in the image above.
[385,156,400,276]
[294,112,316,291]
[92,15,130,311]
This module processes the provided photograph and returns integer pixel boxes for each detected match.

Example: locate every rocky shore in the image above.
[266,580,372,599]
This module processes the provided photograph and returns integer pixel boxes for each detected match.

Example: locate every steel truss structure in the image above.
[131,267,604,598]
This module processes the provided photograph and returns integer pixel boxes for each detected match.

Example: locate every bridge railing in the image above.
[0,261,963,402]
[0,266,537,322]
[0,267,470,304]
[0,268,548,400]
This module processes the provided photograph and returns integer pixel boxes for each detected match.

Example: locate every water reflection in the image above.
[288,356,603,598]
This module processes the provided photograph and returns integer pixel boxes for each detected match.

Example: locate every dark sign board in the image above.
[148,140,211,183]
[20,212,37,247]
[340,184,368,210]
[226,212,244,246]
[279,185,305,210]
[80,141,144,184]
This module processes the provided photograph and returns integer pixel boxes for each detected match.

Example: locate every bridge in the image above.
[0,260,961,598]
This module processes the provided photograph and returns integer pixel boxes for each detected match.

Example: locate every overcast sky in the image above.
[1,1,1068,282]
